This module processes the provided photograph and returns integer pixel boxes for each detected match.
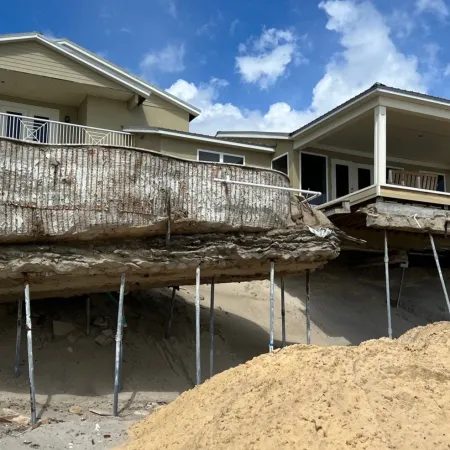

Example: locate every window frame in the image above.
[197,149,246,165]
[299,150,329,203]
[271,152,289,177]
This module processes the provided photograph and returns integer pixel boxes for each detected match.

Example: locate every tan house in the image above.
[0,32,274,166]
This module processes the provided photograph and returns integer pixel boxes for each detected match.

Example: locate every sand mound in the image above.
[121,322,450,450]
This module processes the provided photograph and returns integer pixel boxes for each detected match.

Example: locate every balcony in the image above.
[0,111,135,147]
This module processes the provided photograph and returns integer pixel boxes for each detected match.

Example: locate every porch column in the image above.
[374,106,387,186]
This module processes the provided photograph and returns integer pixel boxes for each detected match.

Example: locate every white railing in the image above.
[0,112,135,147]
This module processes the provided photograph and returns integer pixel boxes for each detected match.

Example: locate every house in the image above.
[0,32,274,166]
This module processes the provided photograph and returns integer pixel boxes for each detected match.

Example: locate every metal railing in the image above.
[0,112,135,147]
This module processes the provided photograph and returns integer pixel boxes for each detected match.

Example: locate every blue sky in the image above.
[1,0,450,134]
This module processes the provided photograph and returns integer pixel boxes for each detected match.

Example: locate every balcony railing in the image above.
[0,112,135,148]
[388,169,440,191]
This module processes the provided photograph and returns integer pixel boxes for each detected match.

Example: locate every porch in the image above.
[0,111,135,147]
[297,101,450,211]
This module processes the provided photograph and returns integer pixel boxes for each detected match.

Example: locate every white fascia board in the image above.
[56,40,201,117]
[125,129,275,153]
[215,131,291,140]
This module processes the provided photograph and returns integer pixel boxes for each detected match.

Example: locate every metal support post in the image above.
[396,265,407,308]
[86,296,90,335]
[429,232,450,314]
[113,273,126,417]
[281,277,286,348]
[24,280,36,425]
[209,276,215,378]
[269,261,275,352]
[165,287,177,338]
[306,270,311,345]
[195,264,201,385]
[384,230,393,339]
[15,299,23,377]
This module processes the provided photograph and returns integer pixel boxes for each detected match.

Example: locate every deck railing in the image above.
[0,112,135,147]
[388,169,439,191]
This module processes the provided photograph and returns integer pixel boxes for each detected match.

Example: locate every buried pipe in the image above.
[113,273,126,417]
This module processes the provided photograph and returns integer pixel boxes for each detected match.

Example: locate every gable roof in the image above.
[0,32,200,119]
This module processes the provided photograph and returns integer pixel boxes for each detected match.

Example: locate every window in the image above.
[300,152,327,205]
[272,153,288,176]
[198,150,244,165]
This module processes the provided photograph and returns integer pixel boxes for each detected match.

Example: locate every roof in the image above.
[0,32,200,119]
[123,127,275,153]
[215,131,292,140]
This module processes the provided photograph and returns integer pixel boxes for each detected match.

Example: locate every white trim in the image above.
[271,152,289,177]
[0,34,201,117]
[124,128,275,152]
[197,149,245,165]
[317,184,378,210]
[331,158,373,200]
[380,183,450,198]
[299,150,329,203]
[216,131,291,140]
[311,143,450,171]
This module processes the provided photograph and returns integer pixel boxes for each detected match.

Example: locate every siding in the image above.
[0,41,125,90]
[84,95,190,132]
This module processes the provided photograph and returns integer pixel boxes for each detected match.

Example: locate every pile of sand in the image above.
[122,322,450,450]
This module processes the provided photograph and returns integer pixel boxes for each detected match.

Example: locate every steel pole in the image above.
[24,281,36,425]
[209,276,215,378]
[14,299,23,377]
[113,273,126,416]
[269,261,275,352]
[396,267,406,308]
[195,264,201,385]
[306,270,311,345]
[429,232,450,314]
[384,230,393,339]
[281,277,286,348]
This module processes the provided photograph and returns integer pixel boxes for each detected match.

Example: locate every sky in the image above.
[1,0,450,135]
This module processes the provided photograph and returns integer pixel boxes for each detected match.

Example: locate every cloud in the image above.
[230,19,239,36]
[196,18,217,37]
[235,28,305,89]
[159,0,177,18]
[169,0,429,135]
[415,0,449,18]
[140,44,186,78]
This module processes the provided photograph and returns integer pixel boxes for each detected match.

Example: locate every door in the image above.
[300,152,328,205]
[331,159,373,199]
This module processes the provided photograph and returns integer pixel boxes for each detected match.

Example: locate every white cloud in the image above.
[230,19,239,36]
[235,28,305,89]
[168,0,429,135]
[415,0,449,18]
[140,44,185,78]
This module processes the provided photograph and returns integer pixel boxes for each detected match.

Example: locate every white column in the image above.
[374,106,387,186]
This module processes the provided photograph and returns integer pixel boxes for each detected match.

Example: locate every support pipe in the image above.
[429,232,450,314]
[113,273,126,417]
[384,230,393,339]
[24,281,36,425]
[14,299,23,377]
[269,261,275,352]
[306,270,311,345]
[281,277,286,348]
[195,264,201,385]
[209,276,215,378]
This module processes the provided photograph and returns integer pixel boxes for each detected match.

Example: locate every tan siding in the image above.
[84,96,190,132]
[78,97,87,125]
[159,137,272,168]
[0,41,125,90]
[0,94,78,123]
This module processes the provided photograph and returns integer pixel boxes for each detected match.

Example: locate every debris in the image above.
[2,408,19,417]
[11,414,30,425]
[101,329,114,337]
[133,410,149,416]
[68,406,83,415]
[94,333,114,347]
[94,423,101,432]
[67,330,83,344]
[66,346,73,353]
[93,316,108,329]
[90,409,112,417]
[104,434,111,438]
[52,320,76,337]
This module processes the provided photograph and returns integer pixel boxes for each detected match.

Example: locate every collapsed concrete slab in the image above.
[0,138,344,301]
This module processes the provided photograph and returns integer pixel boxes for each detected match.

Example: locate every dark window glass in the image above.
[223,154,244,165]
[272,154,288,175]
[198,150,220,162]
[6,112,22,139]
[358,167,371,189]
[335,164,349,198]
[301,153,327,205]
[437,174,445,192]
